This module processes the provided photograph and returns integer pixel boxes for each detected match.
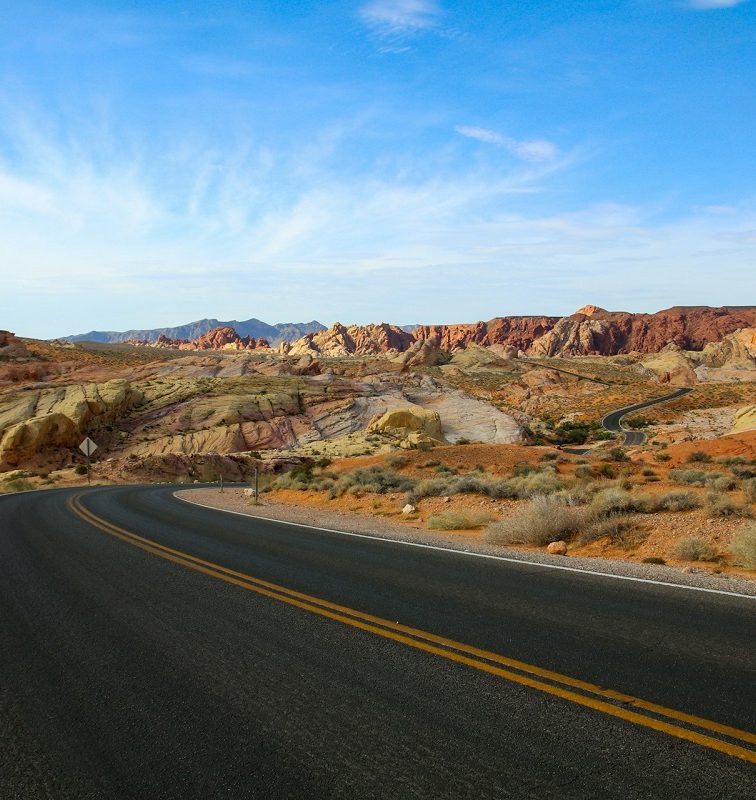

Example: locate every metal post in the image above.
[220,473,224,493]
[87,452,91,486]
[254,467,259,505]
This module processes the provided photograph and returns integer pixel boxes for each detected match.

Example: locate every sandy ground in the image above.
[178,487,756,597]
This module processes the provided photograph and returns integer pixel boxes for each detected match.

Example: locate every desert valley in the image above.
[2,304,755,575]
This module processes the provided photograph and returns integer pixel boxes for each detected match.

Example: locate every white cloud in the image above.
[688,0,749,9]
[359,0,441,34]
[455,125,559,162]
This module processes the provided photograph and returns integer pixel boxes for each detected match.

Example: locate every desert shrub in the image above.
[648,491,701,513]
[669,469,732,489]
[673,536,716,562]
[508,471,564,498]
[686,451,712,463]
[435,464,458,475]
[594,462,616,479]
[539,451,559,461]
[472,464,487,473]
[511,463,541,477]
[386,454,409,469]
[1,477,34,493]
[580,515,643,548]
[729,524,756,569]
[405,478,454,504]
[708,475,737,492]
[574,465,594,480]
[654,453,671,463]
[716,455,745,466]
[604,447,629,462]
[486,496,586,546]
[421,459,440,468]
[74,464,88,476]
[313,457,332,468]
[642,556,666,564]
[589,488,648,518]
[641,468,656,477]
[742,478,756,503]
[328,466,416,499]
[427,509,492,530]
[704,492,752,518]
[732,465,756,480]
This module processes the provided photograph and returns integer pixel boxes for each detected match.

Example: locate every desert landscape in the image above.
[3,304,755,577]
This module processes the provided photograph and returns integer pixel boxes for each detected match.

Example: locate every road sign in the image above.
[79,437,98,457]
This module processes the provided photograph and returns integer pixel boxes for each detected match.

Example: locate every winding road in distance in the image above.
[601,386,693,446]
[2,483,754,798]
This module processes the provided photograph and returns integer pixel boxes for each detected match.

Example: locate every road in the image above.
[1,484,754,799]
[601,387,693,446]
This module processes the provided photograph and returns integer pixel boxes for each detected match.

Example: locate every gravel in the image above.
[177,488,756,598]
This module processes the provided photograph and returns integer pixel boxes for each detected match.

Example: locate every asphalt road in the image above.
[1,484,754,799]
[601,387,693,446]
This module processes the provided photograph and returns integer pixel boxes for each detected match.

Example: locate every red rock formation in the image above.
[0,330,29,359]
[290,323,414,357]
[418,307,756,356]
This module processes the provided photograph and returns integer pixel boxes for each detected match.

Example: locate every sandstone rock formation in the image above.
[699,328,756,369]
[367,407,447,449]
[731,406,756,435]
[290,322,415,357]
[636,351,699,386]
[0,331,29,360]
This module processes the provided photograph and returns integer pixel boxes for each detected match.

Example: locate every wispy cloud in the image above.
[359,0,442,35]
[455,125,559,162]
[688,0,749,9]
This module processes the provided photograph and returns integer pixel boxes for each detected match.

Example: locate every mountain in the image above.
[292,307,756,357]
[63,318,326,347]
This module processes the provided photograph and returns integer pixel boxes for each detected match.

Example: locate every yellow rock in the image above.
[367,407,447,449]
[731,405,756,435]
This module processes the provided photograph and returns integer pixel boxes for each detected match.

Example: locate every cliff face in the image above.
[289,323,415,357]
[417,307,756,357]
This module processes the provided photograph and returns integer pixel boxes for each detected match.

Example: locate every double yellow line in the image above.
[69,493,756,764]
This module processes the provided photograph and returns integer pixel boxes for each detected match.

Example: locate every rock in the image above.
[443,496,451,503]
[289,322,415,357]
[731,405,756,435]
[367,407,447,449]
[546,540,568,555]
[402,503,416,515]
[0,331,29,360]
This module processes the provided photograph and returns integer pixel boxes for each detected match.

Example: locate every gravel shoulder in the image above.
[177,488,756,598]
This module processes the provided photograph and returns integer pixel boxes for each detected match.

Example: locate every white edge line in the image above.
[173,492,756,601]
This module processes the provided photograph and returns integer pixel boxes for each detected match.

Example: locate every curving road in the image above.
[1,484,754,799]
[600,387,693,446]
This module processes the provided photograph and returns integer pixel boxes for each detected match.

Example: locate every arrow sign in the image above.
[79,437,98,457]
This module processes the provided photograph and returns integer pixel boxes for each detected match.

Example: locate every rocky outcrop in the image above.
[0,331,29,360]
[394,339,451,370]
[367,407,447,450]
[730,406,756,435]
[419,307,756,357]
[637,352,698,386]
[289,323,415,357]
[699,328,756,369]
[190,326,270,351]
[0,379,143,467]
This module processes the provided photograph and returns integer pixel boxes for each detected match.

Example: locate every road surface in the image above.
[1,484,754,799]
[601,387,693,446]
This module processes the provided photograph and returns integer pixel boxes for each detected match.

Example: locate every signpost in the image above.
[79,437,98,485]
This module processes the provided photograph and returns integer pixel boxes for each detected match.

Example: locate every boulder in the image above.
[367,407,447,450]
[546,541,568,556]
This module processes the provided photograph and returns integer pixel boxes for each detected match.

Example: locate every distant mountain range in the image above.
[62,319,327,347]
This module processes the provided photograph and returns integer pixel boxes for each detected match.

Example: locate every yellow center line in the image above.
[69,494,756,764]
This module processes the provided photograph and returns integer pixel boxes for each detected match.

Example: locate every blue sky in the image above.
[0,0,754,338]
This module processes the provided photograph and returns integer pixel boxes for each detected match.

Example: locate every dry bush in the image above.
[386,454,409,469]
[580,515,643,548]
[427,509,492,530]
[508,471,564,498]
[742,478,756,503]
[486,496,586,546]
[729,524,756,569]
[648,491,701,513]
[686,451,712,463]
[0,477,35,493]
[574,464,594,480]
[704,491,752,519]
[589,488,647,518]
[673,536,716,562]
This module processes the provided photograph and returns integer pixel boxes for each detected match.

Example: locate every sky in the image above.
[0,0,754,338]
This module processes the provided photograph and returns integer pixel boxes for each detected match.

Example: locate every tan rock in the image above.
[546,540,568,555]
[731,405,756,435]
[367,407,447,450]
